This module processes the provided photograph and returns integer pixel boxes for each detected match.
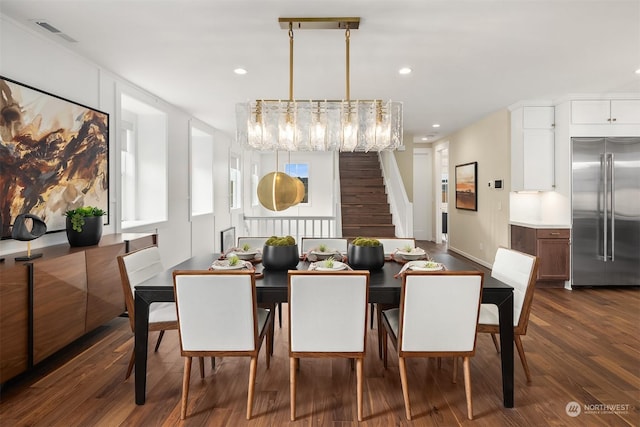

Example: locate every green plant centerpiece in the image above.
[261,235,299,270]
[64,206,106,247]
[348,237,385,270]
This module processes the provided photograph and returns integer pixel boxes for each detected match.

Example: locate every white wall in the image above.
[0,16,229,267]
[444,109,512,267]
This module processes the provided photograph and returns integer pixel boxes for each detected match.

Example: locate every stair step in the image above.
[342,225,396,237]
[341,193,388,203]
[341,187,386,195]
[339,169,382,178]
[340,177,384,186]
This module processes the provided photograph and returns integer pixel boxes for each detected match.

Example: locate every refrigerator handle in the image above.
[602,153,608,262]
[609,153,615,261]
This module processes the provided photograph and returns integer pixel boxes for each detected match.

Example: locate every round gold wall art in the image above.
[257,172,300,211]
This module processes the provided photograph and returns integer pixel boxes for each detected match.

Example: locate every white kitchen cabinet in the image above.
[511,106,555,191]
[571,99,640,124]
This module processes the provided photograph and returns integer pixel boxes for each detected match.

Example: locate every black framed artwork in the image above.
[0,76,109,238]
[455,161,478,211]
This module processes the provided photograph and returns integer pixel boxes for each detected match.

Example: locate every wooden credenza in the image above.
[511,225,570,286]
[0,233,156,383]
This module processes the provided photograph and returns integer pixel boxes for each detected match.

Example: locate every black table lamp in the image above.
[12,213,47,261]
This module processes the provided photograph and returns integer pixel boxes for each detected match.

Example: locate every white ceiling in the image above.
[2,1,639,142]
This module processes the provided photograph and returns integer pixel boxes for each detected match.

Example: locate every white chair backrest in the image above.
[237,237,269,251]
[301,238,348,254]
[289,271,369,352]
[491,247,536,325]
[174,271,257,352]
[122,246,164,292]
[377,238,416,256]
[401,272,483,352]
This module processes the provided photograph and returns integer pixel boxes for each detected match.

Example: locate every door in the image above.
[607,137,640,286]
[413,148,433,240]
[572,137,606,286]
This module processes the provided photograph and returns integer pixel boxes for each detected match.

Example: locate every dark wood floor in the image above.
[1,242,638,426]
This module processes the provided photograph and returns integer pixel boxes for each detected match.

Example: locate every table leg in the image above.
[134,293,150,405]
[497,293,514,408]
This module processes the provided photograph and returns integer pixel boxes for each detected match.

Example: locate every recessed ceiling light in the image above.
[432,123,440,128]
[234,68,247,75]
[398,67,412,75]
[636,68,640,74]
[421,137,428,141]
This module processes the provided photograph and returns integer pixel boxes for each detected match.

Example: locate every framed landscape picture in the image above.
[455,162,477,211]
[0,76,109,238]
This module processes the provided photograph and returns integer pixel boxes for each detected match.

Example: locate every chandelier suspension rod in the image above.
[289,22,294,101]
[345,26,350,102]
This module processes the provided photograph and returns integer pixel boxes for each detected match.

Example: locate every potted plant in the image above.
[261,235,299,270]
[64,206,106,247]
[348,237,385,270]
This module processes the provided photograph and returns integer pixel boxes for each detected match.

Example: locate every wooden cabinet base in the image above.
[511,225,570,286]
[0,233,155,383]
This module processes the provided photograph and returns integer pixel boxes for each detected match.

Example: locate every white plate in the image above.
[210,260,247,270]
[310,250,338,260]
[315,261,348,271]
[233,251,258,260]
[396,249,426,260]
[409,261,443,271]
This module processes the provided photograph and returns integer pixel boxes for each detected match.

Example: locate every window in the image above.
[120,93,168,228]
[251,162,259,207]
[230,153,241,209]
[285,163,309,204]
[190,126,214,216]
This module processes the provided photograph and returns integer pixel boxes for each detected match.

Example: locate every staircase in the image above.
[339,152,396,238]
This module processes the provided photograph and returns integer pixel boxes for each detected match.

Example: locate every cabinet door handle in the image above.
[607,118,611,122]
[612,117,617,122]
[550,232,560,236]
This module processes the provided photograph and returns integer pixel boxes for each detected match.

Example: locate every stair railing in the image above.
[241,215,338,244]
[379,151,414,237]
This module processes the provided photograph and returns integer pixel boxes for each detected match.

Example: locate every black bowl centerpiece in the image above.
[261,235,299,270]
[347,237,385,270]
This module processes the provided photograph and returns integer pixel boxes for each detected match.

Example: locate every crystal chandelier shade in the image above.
[236,99,402,152]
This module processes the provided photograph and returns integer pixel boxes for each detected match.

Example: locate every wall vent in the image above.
[34,20,78,43]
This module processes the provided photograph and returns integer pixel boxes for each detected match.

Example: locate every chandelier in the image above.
[236,17,403,152]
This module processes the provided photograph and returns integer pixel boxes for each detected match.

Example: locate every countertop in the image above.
[510,221,571,229]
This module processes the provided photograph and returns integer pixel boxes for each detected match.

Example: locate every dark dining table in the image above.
[134,252,514,407]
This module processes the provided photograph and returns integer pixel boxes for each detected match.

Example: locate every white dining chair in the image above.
[478,247,538,383]
[117,246,208,380]
[236,236,270,251]
[381,270,484,420]
[173,270,273,420]
[288,270,370,421]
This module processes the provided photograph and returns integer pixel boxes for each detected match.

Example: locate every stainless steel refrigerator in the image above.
[572,137,640,287]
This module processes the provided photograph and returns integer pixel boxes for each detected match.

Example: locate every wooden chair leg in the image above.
[290,357,297,421]
[514,335,532,383]
[491,333,500,353]
[154,330,165,352]
[356,358,364,422]
[265,317,272,369]
[382,327,388,369]
[399,357,412,420]
[181,357,192,420]
[246,356,257,420]
[125,349,135,380]
[198,357,205,378]
[452,357,458,383]
[463,356,473,420]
